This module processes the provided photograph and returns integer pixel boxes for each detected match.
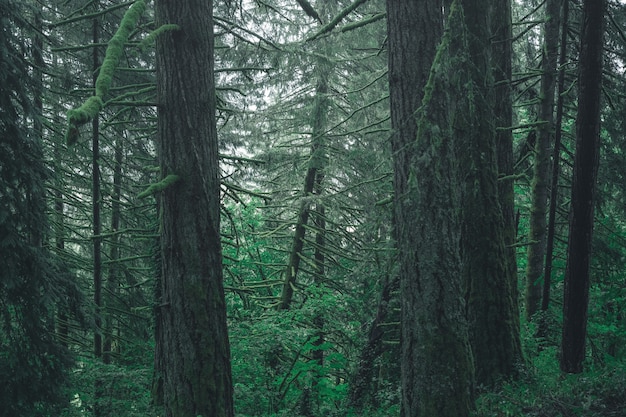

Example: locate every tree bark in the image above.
[560,0,605,374]
[387,1,474,416]
[155,0,234,415]
[460,0,522,387]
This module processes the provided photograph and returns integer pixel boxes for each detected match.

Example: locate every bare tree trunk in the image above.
[540,0,569,336]
[91,6,104,416]
[525,0,561,321]
[155,0,234,415]
[103,137,123,365]
[561,0,605,374]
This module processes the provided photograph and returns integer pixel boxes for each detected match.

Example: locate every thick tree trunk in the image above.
[561,0,605,374]
[525,0,561,320]
[155,0,234,415]
[460,0,522,387]
[388,1,474,416]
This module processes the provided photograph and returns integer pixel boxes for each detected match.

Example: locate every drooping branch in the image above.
[137,174,180,199]
[64,0,147,145]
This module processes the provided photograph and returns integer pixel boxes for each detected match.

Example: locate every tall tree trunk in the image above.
[460,0,522,387]
[525,0,561,321]
[103,137,123,365]
[493,0,518,311]
[560,0,605,374]
[278,41,330,311]
[348,273,398,410]
[540,0,569,331]
[155,0,234,415]
[91,7,104,416]
[387,1,474,416]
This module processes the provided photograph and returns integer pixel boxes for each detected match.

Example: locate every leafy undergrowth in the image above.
[473,348,626,417]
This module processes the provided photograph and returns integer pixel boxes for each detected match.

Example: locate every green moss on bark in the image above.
[64,0,147,145]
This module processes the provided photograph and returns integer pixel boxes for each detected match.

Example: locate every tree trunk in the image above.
[493,0,518,313]
[278,41,330,311]
[103,137,123,365]
[525,0,561,321]
[560,0,605,374]
[387,1,474,416]
[91,8,104,416]
[540,0,569,334]
[460,0,522,387]
[155,0,234,415]
[348,274,398,410]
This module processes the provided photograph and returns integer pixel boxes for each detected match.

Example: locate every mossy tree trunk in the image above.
[461,0,522,386]
[561,0,605,374]
[387,1,474,416]
[155,0,234,415]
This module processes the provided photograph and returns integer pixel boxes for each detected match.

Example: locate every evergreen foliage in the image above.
[2,0,626,415]
[0,0,77,414]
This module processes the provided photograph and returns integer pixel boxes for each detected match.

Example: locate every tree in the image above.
[154,0,235,415]
[525,0,561,321]
[387,0,474,415]
[560,0,605,374]
[0,0,75,414]
[460,0,522,386]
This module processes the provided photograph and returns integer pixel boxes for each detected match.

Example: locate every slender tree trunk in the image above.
[493,0,518,305]
[560,0,605,374]
[155,0,234,415]
[525,0,561,321]
[460,0,522,387]
[103,137,123,365]
[540,0,569,331]
[278,43,330,311]
[91,7,104,416]
[490,0,523,377]
[348,274,398,410]
[388,1,474,416]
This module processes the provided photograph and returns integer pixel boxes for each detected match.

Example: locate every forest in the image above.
[1,0,625,416]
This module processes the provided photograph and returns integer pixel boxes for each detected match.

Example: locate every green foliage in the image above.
[473,350,626,417]
[59,359,161,417]
[139,24,181,50]
[95,0,147,98]
[138,174,180,199]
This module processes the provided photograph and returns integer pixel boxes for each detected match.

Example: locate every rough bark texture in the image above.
[560,0,605,374]
[525,0,561,320]
[388,1,474,416]
[460,0,522,387]
[155,0,234,415]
